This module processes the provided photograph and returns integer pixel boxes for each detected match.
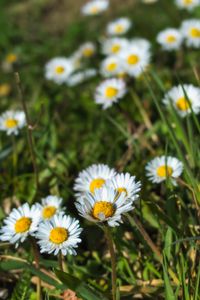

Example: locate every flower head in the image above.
[157,28,183,50]
[101,38,129,56]
[0,203,40,247]
[175,0,200,11]
[36,214,82,256]
[100,55,124,78]
[181,19,200,48]
[145,156,183,185]
[106,18,132,36]
[0,110,26,135]
[81,0,109,16]
[45,57,75,84]
[94,78,127,109]
[76,186,133,226]
[37,195,64,221]
[77,42,96,58]
[163,84,200,117]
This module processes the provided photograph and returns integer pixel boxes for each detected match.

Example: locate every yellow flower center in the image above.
[6,54,17,63]
[82,48,94,57]
[90,178,105,194]
[111,44,121,53]
[105,87,118,98]
[49,227,68,244]
[176,97,190,111]
[0,84,11,97]
[15,217,32,233]
[92,201,115,219]
[127,54,139,65]
[5,119,18,129]
[117,187,128,196]
[190,28,200,38]
[42,206,57,219]
[115,24,124,33]
[183,0,193,4]
[106,62,117,72]
[90,6,99,14]
[157,166,173,178]
[55,66,65,74]
[166,35,176,43]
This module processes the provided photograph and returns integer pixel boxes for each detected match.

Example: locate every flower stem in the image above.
[58,252,64,272]
[31,238,42,300]
[104,226,117,300]
[14,72,39,191]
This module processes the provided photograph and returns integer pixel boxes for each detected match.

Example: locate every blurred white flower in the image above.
[77,42,96,58]
[175,0,200,11]
[0,110,26,135]
[181,19,200,48]
[45,57,75,84]
[94,78,127,109]
[100,55,124,77]
[67,69,97,86]
[101,38,129,55]
[37,195,64,221]
[157,28,183,50]
[81,0,109,16]
[163,84,200,117]
[106,18,132,36]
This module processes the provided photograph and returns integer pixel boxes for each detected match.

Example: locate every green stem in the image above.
[31,238,42,300]
[104,226,117,300]
[58,252,64,272]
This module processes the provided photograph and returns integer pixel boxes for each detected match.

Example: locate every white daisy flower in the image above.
[163,84,200,117]
[45,57,75,84]
[94,78,127,109]
[106,173,141,202]
[77,42,96,58]
[119,45,151,77]
[67,69,97,86]
[181,19,200,48]
[175,0,200,11]
[74,163,116,198]
[37,195,63,221]
[130,38,151,51]
[100,55,124,77]
[156,28,183,51]
[0,203,40,247]
[106,18,132,36]
[76,186,133,227]
[145,156,183,185]
[0,110,26,135]
[36,214,82,256]
[81,0,109,16]
[101,38,129,55]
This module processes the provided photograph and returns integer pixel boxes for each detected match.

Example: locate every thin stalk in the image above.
[31,238,42,300]
[104,226,117,300]
[14,72,39,191]
[58,252,64,272]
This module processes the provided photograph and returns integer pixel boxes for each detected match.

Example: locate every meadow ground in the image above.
[0,0,200,299]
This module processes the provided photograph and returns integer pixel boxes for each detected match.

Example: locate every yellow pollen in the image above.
[157,165,173,178]
[90,178,105,194]
[105,87,118,98]
[92,201,115,219]
[0,84,11,97]
[117,187,128,196]
[90,6,98,14]
[15,217,32,233]
[183,0,193,4]
[6,53,17,63]
[176,97,190,111]
[42,206,57,219]
[49,227,68,244]
[5,119,18,129]
[111,44,121,53]
[190,28,200,38]
[166,35,176,43]
[82,48,94,57]
[106,62,117,72]
[55,66,65,74]
[127,54,139,65]
[115,24,124,33]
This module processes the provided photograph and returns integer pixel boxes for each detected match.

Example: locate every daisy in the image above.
[0,83,11,97]
[77,42,96,58]
[175,0,200,11]
[163,84,200,117]
[120,45,151,77]
[130,38,151,51]
[94,78,127,109]
[81,0,109,16]
[0,203,40,247]
[0,110,26,135]
[145,156,183,185]
[74,163,116,198]
[67,69,97,86]
[45,57,75,84]
[106,172,141,202]
[36,214,82,256]
[75,186,133,226]
[106,18,132,36]
[181,19,200,48]
[37,195,63,221]
[156,28,183,51]
[101,38,129,55]
[100,55,124,77]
